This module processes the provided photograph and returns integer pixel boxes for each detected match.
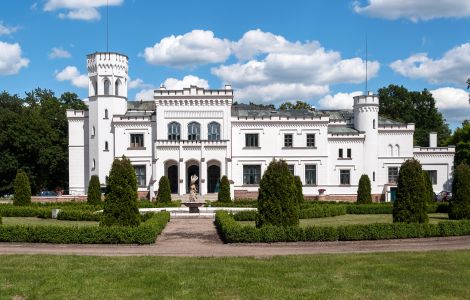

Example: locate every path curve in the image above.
[1,219,470,257]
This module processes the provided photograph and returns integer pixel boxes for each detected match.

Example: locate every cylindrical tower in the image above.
[86,52,129,188]
[353,93,379,195]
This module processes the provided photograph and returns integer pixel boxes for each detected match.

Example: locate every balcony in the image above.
[155,139,229,147]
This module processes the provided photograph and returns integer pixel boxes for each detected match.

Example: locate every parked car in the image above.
[38,191,58,197]
[436,191,452,202]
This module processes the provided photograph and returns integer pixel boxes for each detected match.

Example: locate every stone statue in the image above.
[189,174,198,202]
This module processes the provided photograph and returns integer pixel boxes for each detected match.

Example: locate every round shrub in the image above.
[393,159,428,223]
[449,163,470,219]
[218,175,231,202]
[101,156,140,227]
[156,176,171,203]
[87,175,102,205]
[13,170,31,206]
[422,171,434,205]
[294,176,304,205]
[357,174,372,204]
[256,159,299,228]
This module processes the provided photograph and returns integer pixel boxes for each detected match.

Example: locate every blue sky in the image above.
[1,0,469,128]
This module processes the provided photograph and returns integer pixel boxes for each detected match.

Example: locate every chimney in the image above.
[429,132,437,147]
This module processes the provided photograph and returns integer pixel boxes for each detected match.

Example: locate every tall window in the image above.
[245,134,259,147]
[130,134,144,148]
[388,167,399,183]
[93,80,98,96]
[305,164,317,185]
[284,134,293,147]
[134,165,146,186]
[104,109,108,119]
[208,122,221,141]
[243,165,261,185]
[347,148,352,158]
[92,159,96,170]
[340,170,350,185]
[91,126,95,137]
[425,170,437,185]
[338,148,343,158]
[373,119,376,129]
[307,134,315,147]
[104,141,108,151]
[188,122,201,141]
[104,79,111,95]
[168,122,181,141]
[115,79,120,96]
[288,164,295,175]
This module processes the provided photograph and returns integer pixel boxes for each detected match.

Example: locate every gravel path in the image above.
[1,219,470,257]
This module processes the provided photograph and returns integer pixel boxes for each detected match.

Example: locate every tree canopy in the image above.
[279,101,312,110]
[0,89,87,196]
[447,120,470,166]
[378,85,451,147]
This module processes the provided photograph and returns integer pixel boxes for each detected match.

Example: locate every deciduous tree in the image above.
[449,163,470,219]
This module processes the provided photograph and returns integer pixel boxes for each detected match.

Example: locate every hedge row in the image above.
[0,211,170,244]
[0,205,51,218]
[57,209,102,221]
[206,200,258,208]
[215,211,470,243]
[300,205,347,218]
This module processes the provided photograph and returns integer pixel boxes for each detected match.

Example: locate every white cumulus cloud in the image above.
[43,0,123,21]
[430,87,470,125]
[0,41,29,75]
[353,0,470,22]
[49,47,71,59]
[128,77,152,89]
[318,91,363,109]
[390,43,470,85]
[162,75,209,90]
[134,89,154,101]
[0,21,19,36]
[55,66,88,88]
[142,30,231,67]
[236,83,329,104]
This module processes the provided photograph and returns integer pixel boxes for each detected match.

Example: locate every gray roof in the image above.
[231,104,324,118]
[328,126,360,135]
[127,100,155,111]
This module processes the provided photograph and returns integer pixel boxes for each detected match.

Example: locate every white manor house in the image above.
[67,52,455,201]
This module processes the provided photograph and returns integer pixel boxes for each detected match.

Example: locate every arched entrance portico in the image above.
[207,161,221,193]
[164,160,178,194]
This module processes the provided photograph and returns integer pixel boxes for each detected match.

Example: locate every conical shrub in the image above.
[156,176,172,203]
[87,175,102,205]
[357,174,372,204]
[449,163,470,219]
[217,176,231,203]
[13,170,31,206]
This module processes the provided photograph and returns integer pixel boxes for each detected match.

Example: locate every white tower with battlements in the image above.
[87,52,129,186]
[353,92,379,193]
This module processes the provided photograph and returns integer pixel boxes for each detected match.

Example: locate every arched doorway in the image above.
[167,165,178,194]
[187,164,199,194]
[207,165,221,193]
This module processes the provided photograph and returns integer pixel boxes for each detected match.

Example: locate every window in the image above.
[243,165,261,185]
[373,171,375,182]
[340,170,350,185]
[104,79,111,95]
[92,159,95,170]
[104,109,108,119]
[347,148,352,158]
[115,80,120,96]
[91,126,95,137]
[104,141,108,151]
[245,134,259,147]
[188,122,201,141]
[373,119,376,129]
[93,80,98,96]
[288,164,295,175]
[284,134,293,147]
[338,148,343,158]
[388,167,399,184]
[305,165,317,185]
[208,122,220,141]
[425,170,437,185]
[130,134,144,148]
[307,134,315,147]
[134,165,146,186]
[168,122,180,141]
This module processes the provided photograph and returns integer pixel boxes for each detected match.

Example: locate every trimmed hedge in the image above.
[0,205,51,218]
[137,200,182,208]
[215,211,470,243]
[57,209,102,222]
[206,200,258,208]
[300,205,347,218]
[0,211,170,244]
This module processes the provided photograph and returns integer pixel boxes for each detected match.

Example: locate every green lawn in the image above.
[0,251,470,299]
[239,213,450,227]
[1,217,98,227]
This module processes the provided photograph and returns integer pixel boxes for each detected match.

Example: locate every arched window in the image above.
[373,119,376,129]
[104,141,108,151]
[168,122,181,141]
[104,79,111,95]
[115,79,121,96]
[92,159,96,170]
[188,122,200,141]
[388,144,393,157]
[395,144,400,157]
[104,109,108,119]
[208,122,221,141]
[93,80,98,96]
[91,126,95,137]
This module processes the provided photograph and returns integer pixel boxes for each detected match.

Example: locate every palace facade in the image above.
[67,52,455,201]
